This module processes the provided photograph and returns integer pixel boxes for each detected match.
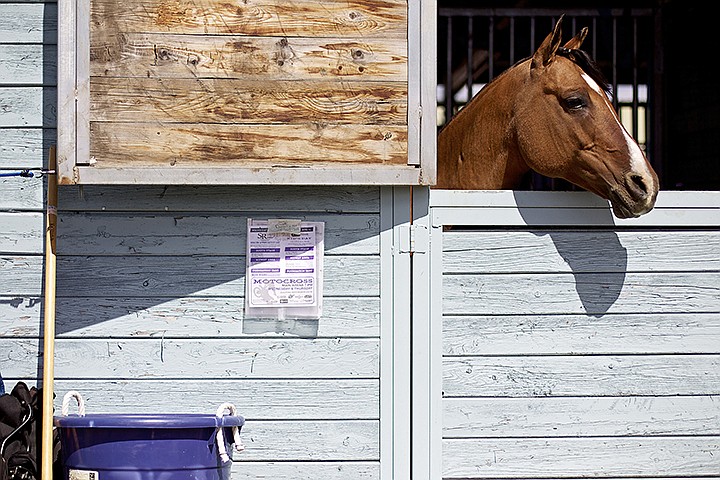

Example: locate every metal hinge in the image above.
[398,224,428,254]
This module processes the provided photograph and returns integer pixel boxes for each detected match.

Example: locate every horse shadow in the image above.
[514,197,628,317]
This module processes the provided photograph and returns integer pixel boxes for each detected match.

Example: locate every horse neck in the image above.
[437,63,530,189]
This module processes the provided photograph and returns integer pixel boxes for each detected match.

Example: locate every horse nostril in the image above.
[626,173,648,199]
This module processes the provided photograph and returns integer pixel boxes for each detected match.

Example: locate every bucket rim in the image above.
[54,413,245,429]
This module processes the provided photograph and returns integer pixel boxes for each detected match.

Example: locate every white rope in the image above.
[215,402,245,463]
[61,391,85,416]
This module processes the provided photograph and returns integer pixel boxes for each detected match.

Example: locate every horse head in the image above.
[437,16,659,219]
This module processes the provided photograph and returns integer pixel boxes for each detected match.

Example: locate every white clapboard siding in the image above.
[442,437,720,478]
[0,87,57,127]
[238,420,378,460]
[433,192,720,480]
[0,212,43,253]
[0,129,54,170]
[443,313,720,355]
[46,379,379,419]
[229,461,379,479]
[443,272,720,315]
[1,255,379,296]
[0,44,57,85]
[57,185,381,213]
[0,178,46,210]
[56,212,379,255]
[0,3,57,44]
[0,296,380,338]
[2,338,379,378]
[443,396,720,437]
[443,355,720,397]
[442,230,720,272]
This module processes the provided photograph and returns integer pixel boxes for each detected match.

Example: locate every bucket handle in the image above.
[61,391,86,416]
[215,402,245,462]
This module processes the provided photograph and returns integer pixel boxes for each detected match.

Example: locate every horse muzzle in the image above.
[609,171,659,219]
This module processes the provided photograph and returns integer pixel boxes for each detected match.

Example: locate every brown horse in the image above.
[436,16,659,219]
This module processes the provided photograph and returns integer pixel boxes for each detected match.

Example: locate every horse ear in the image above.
[563,27,588,50]
[531,15,564,70]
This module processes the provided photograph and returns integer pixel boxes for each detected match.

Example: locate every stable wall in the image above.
[414,190,720,479]
[1,183,402,479]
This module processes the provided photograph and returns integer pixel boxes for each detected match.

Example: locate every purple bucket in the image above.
[54,414,244,480]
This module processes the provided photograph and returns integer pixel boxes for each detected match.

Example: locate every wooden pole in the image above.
[41,146,58,480]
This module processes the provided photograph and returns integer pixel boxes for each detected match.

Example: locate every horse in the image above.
[436,16,659,219]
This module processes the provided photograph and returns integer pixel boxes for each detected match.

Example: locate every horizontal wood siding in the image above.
[1,184,384,477]
[86,0,408,170]
[436,194,720,479]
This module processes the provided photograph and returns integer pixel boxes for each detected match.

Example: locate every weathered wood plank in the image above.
[91,0,407,38]
[0,178,46,211]
[442,230,720,273]
[443,272,720,315]
[0,128,55,170]
[3,338,379,378]
[443,313,720,355]
[443,396,720,437]
[0,296,380,338]
[89,122,407,167]
[0,44,57,85]
[229,462,379,480]
[443,355,720,397]
[2,255,379,296]
[48,379,378,419]
[90,77,407,124]
[56,212,379,255]
[57,185,380,213]
[238,420,378,460]
[0,212,43,253]
[442,437,720,478]
[0,87,57,127]
[90,33,406,81]
[0,3,57,43]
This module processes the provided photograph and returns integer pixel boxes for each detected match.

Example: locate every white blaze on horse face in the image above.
[580,73,653,182]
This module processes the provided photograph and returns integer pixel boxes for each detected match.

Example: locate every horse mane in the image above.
[438,46,612,135]
[556,47,612,96]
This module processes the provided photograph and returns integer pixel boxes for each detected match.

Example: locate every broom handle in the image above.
[41,146,58,480]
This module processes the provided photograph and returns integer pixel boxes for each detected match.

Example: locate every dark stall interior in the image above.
[437,1,718,190]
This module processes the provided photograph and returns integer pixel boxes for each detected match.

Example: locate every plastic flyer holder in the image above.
[244,219,324,320]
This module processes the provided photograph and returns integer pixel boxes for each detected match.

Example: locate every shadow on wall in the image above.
[515,197,628,317]
[39,185,386,339]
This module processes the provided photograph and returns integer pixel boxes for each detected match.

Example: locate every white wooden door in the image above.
[411,189,720,480]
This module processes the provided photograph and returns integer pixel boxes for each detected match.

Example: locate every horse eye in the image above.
[563,96,586,111]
